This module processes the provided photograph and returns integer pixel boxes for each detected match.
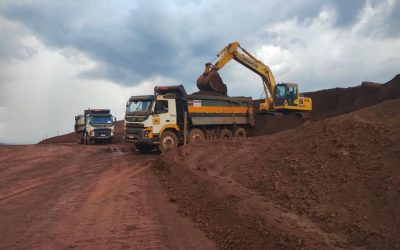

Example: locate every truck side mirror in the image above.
[114,117,117,123]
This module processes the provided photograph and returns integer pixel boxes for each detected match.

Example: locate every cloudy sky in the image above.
[0,0,399,144]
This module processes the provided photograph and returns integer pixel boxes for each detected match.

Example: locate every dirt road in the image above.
[0,144,215,250]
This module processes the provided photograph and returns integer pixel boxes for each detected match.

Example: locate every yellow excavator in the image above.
[197,42,312,115]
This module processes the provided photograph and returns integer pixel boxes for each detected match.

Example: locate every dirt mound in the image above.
[306,74,400,118]
[190,90,227,96]
[38,120,125,144]
[155,99,400,249]
[252,74,400,136]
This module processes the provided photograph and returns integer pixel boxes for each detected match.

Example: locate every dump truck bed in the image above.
[187,94,254,126]
[74,115,85,132]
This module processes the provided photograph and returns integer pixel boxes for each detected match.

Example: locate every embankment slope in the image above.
[155,99,400,249]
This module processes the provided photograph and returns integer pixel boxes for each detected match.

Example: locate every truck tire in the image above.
[159,131,178,153]
[188,128,205,143]
[84,134,88,145]
[135,143,154,153]
[220,129,233,140]
[84,133,92,145]
[234,127,247,139]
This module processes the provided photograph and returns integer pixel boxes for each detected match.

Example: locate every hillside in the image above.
[156,99,400,249]
[252,74,400,136]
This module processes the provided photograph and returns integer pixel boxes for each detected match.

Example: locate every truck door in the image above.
[152,98,177,135]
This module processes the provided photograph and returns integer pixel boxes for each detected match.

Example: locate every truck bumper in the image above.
[124,128,159,145]
[89,135,114,141]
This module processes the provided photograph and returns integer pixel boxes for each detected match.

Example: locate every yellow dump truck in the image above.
[124,85,254,152]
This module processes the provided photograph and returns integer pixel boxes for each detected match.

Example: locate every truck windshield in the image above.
[91,116,113,124]
[127,100,152,114]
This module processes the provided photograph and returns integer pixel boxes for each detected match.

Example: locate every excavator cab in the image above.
[274,83,312,112]
[274,83,298,107]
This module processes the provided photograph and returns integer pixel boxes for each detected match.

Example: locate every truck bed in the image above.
[187,95,254,126]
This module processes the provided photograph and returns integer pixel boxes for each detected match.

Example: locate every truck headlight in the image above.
[142,128,153,138]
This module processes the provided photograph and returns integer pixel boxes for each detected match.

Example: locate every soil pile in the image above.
[155,99,400,249]
[38,120,125,144]
[190,90,227,96]
[252,74,400,136]
[306,74,400,119]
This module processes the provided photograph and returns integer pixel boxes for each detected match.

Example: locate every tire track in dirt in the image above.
[0,144,215,250]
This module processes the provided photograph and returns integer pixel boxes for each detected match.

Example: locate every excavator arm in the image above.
[197,41,312,113]
[198,42,277,110]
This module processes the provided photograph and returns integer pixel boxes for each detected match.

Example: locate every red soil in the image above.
[155,99,400,249]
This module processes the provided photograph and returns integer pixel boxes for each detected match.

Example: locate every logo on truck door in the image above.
[153,117,160,125]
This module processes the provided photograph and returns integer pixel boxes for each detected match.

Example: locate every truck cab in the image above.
[75,109,116,144]
[124,90,185,152]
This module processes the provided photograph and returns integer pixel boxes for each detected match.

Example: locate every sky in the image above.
[0,0,399,144]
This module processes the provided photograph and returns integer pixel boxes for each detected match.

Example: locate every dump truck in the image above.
[75,109,116,144]
[124,85,254,152]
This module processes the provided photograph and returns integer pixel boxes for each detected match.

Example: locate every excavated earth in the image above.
[8,74,399,249]
[154,75,400,249]
[155,99,400,249]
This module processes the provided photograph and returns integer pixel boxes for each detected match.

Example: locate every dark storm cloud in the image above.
[0,0,396,87]
[329,0,399,37]
[0,1,219,84]
[329,0,366,26]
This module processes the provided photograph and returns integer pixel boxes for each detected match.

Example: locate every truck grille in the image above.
[125,122,144,128]
[94,128,112,137]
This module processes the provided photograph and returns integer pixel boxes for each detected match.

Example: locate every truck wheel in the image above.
[135,143,154,153]
[84,134,92,145]
[188,128,205,143]
[220,129,233,140]
[159,131,178,152]
[234,127,247,139]
[84,134,88,145]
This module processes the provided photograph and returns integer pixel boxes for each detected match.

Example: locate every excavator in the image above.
[197,42,312,115]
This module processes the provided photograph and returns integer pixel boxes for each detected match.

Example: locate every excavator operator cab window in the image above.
[286,85,297,106]
[286,85,295,95]
[276,85,286,98]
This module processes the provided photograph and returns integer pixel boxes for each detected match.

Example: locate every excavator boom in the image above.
[197,41,312,113]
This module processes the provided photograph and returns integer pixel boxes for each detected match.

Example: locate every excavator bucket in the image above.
[196,69,227,96]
